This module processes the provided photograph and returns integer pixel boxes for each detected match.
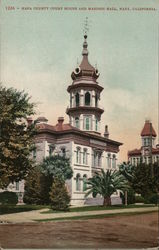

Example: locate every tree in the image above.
[119,162,159,201]
[40,155,73,181]
[23,155,73,205]
[85,169,129,206]
[23,167,47,205]
[49,177,70,211]
[0,85,36,188]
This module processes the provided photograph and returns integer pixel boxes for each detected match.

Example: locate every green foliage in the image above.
[41,155,73,181]
[85,169,129,206]
[0,84,36,188]
[0,191,18,205]
[49,177,70,211]
[135,195,146,204]
[120,189,136,205]
[23,167,51,205]
[23,167,42,205]
[144,193,158,205]
[119,162,159,198]
[0,204,47,215]
[24,155,73,205]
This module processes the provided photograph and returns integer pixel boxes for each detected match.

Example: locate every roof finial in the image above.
[82,17,89,56]
[76,58,79,67]
[83,17,89,37]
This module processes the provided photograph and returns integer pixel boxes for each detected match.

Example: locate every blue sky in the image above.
[0,0,158,161]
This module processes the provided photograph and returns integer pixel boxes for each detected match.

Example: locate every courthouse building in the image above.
[1,34,123,205]
[128,120,159,166]
[31,34,122,205]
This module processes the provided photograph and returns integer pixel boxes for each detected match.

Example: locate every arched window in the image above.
[95,118,98,131]
[61,147,66,157]
[75,117,79,129]
[107,154,111,168]
[85,92,90,106]
[83,148,87,165]
[49,145,54,157]
[84,116,91,130]
[83,174,87,191]
[76,147,81,164]
[112,154,116,168]
[76,173,81,191]
[75,93,80,107]
[95,93,98,107]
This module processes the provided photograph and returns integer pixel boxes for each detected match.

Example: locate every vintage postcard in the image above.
[0,0,158,249]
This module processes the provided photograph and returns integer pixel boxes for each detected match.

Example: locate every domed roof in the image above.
[71,35,99,80]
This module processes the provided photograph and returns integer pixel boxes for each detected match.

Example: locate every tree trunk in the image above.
[103,196,111,206]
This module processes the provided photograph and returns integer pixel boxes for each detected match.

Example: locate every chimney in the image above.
[27,117,33,126]
[57,117,64,129]
[104,125,109,139]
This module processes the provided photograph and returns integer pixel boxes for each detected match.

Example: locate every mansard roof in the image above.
[36,119,122,148]
[141,120,157,137]
[128,147,159,156]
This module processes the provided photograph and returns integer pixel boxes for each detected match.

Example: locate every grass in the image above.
[40,204,156,214]
[35,210,157,222]
[0,204,49,215]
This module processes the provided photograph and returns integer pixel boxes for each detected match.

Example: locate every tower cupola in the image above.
[71,35,99,81]
[66,34,104,134]
[141,120,156,148]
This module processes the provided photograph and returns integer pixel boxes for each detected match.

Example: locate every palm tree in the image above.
[85,169,129,206]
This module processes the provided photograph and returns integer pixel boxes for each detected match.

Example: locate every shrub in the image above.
[0,191,18,205]
[49,178,70,211]
[135,195,145,203]
[144,193,158,205]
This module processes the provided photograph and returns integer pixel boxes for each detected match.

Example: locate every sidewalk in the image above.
[0,206,158,223]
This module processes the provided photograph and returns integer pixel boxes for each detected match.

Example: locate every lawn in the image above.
[41,204,156,214]
[0,203,156,215]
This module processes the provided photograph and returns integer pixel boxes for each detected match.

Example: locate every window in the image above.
[83,175,87,191]
[95,118,98,131]
[112,155,116,168]
[33,148,36,159]
[15,182,19,191]
[84,116,91,130]
[75,93,80,107]
[85,92,90,106]
[70,95,72,108]
[61,147,66,157]
[49,145,54,157]
[76,147,81,164]
[144,138,146,146]
[95,93,98,107]
[107,154,111,168]
[93,150,102,167]
[75,117,79,128]
[83,148,87,165]
[76,174,81,191]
